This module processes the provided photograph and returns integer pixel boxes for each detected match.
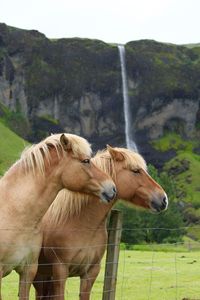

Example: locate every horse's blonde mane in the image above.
[45,147,147,227]
[20,133,92,175]
[43,189,90,227]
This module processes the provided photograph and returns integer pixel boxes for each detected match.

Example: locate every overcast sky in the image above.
[1,0,200,45]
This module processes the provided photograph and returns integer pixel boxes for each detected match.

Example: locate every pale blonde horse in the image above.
[33,146,168,300]
[0,133,116,300]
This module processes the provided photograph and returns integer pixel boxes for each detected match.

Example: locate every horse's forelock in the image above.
[120,149,147,171]
[94,148,147,173]
[92,150,116,181]
[66,134,92,159]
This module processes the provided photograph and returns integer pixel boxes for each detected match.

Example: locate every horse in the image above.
[33,145,168,300]
[0,133,116,300]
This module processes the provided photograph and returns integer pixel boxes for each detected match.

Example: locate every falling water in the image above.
[54,95,59,120]
[118,45,138,151]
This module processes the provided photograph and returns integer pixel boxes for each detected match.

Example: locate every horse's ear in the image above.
[106,145,124,161]
[60,134,71,151]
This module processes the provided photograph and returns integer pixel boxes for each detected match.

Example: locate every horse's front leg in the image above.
[33,273,46,300]
[18,263,38,300]
[79,264,101,300]
[52,263,68,300]
[34,274,54,300]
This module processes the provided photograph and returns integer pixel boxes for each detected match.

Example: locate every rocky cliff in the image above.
[0,23,124,148]
[0,23,200,167]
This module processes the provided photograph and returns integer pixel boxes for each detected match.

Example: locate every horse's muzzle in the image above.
[100,185,117,203]
[151,194,168,213]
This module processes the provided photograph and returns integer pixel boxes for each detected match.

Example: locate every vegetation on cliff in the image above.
[152,133,200,206]
[0,102,30,138]
[126,40,200,104]
[151,133,200,240]
[23,37,120,101]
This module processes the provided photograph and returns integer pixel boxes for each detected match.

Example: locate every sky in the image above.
[1,0,200,45]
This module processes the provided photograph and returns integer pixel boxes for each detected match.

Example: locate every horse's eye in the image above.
[132,169,140,174]
[81,159,90,164]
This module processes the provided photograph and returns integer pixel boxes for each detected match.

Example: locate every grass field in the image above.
[0,121,28,175]
[2,248,200,300]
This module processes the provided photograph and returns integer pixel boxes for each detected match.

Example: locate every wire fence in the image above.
[1,211,200,299]
[2,243,200,299]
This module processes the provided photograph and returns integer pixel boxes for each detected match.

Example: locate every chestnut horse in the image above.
[33,146,168,300]
[0,133,116,300]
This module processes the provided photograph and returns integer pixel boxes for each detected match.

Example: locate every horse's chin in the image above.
[149,208,162,215]
[124,196,163,213]
[129,196,151,211]
[100,198,110,205]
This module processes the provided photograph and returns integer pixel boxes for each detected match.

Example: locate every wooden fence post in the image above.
[102,209,123,300]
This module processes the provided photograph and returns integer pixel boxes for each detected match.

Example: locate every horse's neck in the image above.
[68,197,116,230]
[0,164,62,228]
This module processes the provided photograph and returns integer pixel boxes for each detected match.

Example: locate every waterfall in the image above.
[54,95,59,120]
[118,45,138,151]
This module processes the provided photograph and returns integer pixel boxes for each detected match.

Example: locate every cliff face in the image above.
[126,41,200,137]
[0,23,124,148]
[0,23,200,166]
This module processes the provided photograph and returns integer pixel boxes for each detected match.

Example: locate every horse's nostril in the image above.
[151,196,168,213]
[102,191,114,202]
[161,196,168,210]
[163,196,167,204]
[113,186,117,194]
[151,200,160,212]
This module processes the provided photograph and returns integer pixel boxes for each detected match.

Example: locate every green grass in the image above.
[152,133,197,152]
[2,247,200,299]
[0,100,32,140]
[164,152,200,207]
[152,133,200,207]
[0,121,28,175]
